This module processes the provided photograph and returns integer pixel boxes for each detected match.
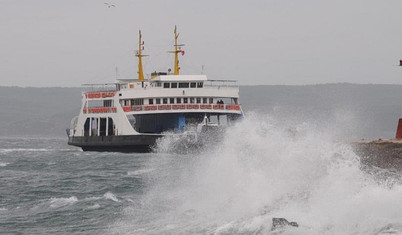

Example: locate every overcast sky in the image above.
[1,0,402,87]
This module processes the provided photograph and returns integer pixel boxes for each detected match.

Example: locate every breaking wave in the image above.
[48,196,78,208]
[110,113,402,234]
[103,192,119,202]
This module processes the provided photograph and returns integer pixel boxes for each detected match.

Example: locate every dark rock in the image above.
[351,139,402,170]
[272,218,299,230]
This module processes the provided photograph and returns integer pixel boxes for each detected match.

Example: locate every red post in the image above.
[396,118,402,139]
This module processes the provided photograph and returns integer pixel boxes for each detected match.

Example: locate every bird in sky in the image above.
[104,3,115,8]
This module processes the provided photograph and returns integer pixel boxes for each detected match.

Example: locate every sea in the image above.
[1,114,402,234]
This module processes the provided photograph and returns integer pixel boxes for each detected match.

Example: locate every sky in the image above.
[1,0,402,87]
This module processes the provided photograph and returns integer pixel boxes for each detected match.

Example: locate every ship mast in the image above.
[135,30,147,81]
[168,26,184,75]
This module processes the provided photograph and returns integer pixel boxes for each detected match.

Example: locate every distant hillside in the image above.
[0,84,401,139]
[0,87,82,137]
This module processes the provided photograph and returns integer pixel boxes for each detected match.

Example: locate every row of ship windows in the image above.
[150,97,212,105]
[121,97,228,106]
[155,82,204,88]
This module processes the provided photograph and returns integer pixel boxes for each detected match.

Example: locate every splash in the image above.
[110,113,402,234]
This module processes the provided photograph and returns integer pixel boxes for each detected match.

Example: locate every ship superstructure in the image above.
[67,27,243,152]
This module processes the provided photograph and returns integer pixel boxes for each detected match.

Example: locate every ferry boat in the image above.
[67,27,244,152]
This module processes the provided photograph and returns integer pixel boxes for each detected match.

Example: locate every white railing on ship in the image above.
[81,83,119,93]
[204,80,238,87]
[123,104,241,112]
[82,104,241,114]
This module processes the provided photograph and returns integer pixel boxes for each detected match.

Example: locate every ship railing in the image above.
[83,107,117,114]
[85,91,116,99]
[82,83,119,93]
[203,80,238,87]
[122,104,241,112]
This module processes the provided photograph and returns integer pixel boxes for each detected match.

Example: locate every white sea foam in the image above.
[0,148,50,153]
[127,168,154,177]
[0,162,9,167]
[111,113,402,234]
[48,196,78,208]
[104,192,119,202]
[87,203,101,210]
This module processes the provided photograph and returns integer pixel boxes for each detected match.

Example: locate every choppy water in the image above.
[1,114,402,234]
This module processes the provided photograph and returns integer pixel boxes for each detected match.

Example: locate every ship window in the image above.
[156,98,161,104]
[170,98,175,104]
[171,83,178,88]
[197,82,203,88]
[149,99,153,105]
[179,82,189,88]
[196,97,201,104]
[190,98,194,104]
[163,83,170,88]
[184,98,188,103]
[132,99,144,105]
[190,82,196,88]
[103,100,112,107]
[163,98,168,104]
[203,98,207,104]
[209,98,213,104]
[124,100,130,106]
[156,82,162,87]
[177,98,181,104]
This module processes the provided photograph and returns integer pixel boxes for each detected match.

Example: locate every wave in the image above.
[103,192,119,202]
[0,148,51,153]
[86,203,101,210]
[127,168,154,177]
[0,162,9,167]
[110,113,402,234]
[48,196,78,208]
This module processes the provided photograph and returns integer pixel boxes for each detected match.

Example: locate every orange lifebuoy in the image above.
[158,105,165,110]
[172,105,178,110]
[180,104,185,109]
[193,104,199,109]
[213,104,219,109]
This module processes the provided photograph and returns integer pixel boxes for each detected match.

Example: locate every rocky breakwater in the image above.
[351,139,402,170]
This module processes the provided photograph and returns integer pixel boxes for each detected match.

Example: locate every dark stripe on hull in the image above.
[68,134,163,153]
